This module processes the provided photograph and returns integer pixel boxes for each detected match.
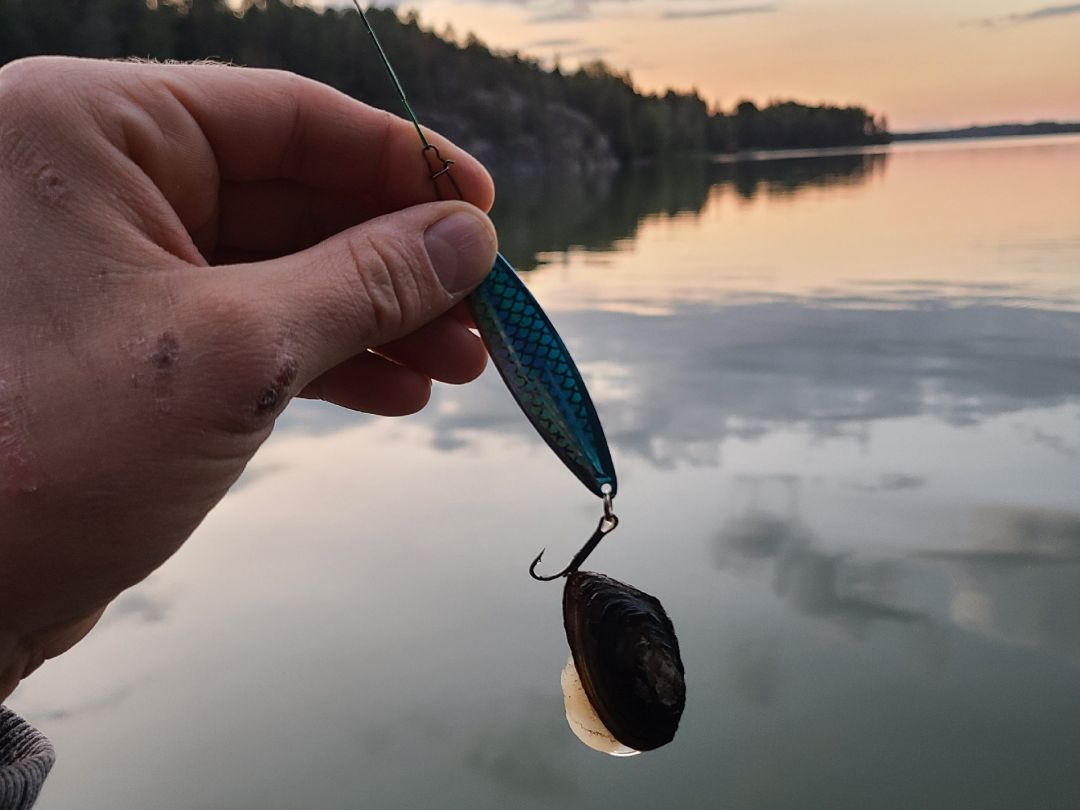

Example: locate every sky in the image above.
[321,0,1080,130]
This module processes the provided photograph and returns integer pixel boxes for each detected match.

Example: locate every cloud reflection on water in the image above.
[713,471,1080,672]
[339,301,1080,472]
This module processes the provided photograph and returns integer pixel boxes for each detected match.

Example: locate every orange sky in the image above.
[324,1,1080,130]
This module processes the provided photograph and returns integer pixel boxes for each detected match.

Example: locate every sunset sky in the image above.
[326,0,1080,130]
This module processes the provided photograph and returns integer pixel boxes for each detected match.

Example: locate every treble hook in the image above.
[530,491,618,581]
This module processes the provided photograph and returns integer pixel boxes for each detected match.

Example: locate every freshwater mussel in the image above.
[560,571,686,755]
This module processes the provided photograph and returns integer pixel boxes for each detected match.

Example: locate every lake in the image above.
[12,134,1080,809]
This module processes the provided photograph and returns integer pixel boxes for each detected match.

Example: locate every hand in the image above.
[0,57,498,699]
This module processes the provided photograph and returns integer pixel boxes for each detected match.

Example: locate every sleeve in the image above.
[0,707,54,810]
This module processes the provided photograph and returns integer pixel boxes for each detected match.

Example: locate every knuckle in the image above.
[0,57,45,102]
[182,286,298,435]
[192,285,274,348]
[0,61,48,171]
[0,58,84,202]
[0,57,74,118]
[349,233,411,339]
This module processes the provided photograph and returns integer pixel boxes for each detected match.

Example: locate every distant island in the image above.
[894,121,1080,142]
[0,0,890,172]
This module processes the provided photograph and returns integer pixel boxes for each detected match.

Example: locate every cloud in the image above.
[27,683,141,723]
[102,589,171,625]
[523,0,776,24]
[563,45,611,58]
[1021,1,1080,18]
[972,2,1080,27]
[847,473,926,493]
[661,3,778,20]
[527,8,589,23]
[525,37,581,47]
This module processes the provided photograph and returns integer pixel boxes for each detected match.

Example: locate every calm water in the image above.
[13,135,1080,809]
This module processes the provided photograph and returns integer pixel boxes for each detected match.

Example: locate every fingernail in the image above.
[424,210,496,295]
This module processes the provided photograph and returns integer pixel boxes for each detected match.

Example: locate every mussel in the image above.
[560,571,686,754]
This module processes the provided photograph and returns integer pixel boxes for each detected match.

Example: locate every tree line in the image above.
[0,0,891,164]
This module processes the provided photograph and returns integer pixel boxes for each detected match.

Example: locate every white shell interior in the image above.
[560,656,641,757]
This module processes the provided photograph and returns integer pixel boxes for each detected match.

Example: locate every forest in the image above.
[0,0,892,168]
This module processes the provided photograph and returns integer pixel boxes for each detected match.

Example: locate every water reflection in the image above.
[368,302,1080,472]
[26,684,141,724]
[717,478,937,631]
[728,638,781,708]
[715,474,1080,670]
[278,300,1080,481]
[492,153,889,269]
[717,151,889,200]
[100,590,170,626]
[464,696,581,800]
[929,507,1080,664]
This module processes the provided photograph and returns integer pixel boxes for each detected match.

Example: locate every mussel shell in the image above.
[562,571,686,752]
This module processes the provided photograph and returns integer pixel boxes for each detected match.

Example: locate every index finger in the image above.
[160,63,495,211]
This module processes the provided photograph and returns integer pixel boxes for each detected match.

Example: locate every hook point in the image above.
[529,548,559,581]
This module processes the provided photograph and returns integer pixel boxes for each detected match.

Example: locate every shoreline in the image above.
[711,131,1080,164]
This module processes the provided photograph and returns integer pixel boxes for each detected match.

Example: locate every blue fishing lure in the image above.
[470,254,617,499]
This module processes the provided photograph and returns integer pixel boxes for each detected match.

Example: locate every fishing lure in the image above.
[352,1,618,578]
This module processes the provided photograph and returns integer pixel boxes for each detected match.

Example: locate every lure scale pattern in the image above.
[469,254,617,498]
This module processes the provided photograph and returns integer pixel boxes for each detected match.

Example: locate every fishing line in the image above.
[351,0,462,200]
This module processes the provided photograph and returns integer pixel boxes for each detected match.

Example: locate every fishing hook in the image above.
[529,491,618,581]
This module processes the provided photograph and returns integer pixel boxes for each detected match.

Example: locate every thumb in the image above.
[241,200,497,381]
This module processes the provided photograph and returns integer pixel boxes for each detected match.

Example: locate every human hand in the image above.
[0,57,498,699]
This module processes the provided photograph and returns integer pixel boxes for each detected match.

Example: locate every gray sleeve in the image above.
[0,708,54,810]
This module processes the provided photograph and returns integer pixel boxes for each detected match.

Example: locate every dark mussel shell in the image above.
[562,571,686,751]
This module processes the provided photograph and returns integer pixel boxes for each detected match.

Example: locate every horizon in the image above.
[309,0,1080,131]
